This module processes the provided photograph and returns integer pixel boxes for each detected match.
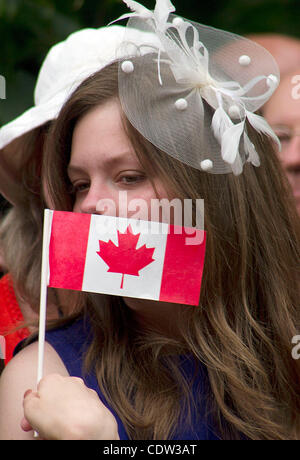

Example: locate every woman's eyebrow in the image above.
[68,151,138,175]
[102,150,138,166]
[272,124,292,130]
[67,164,85,176]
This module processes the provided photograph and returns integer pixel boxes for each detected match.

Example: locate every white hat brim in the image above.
[0,90,68,151]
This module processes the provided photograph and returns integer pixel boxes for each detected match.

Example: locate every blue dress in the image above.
[19,316,222,440]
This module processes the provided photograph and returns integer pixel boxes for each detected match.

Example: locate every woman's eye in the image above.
[275,131,291,143]
[118,174,146,185]
[277,134,290,141]
[71,182,90,193]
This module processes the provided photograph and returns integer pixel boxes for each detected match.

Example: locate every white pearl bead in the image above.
[266,74,278,87]
[172,17,184,27]
[239,55,251,66]
[200,159,213,171]
[121,61,134,74]
[175,98,188,111]
[228,105,241,119]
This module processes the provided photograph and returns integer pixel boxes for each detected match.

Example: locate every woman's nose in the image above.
[282,136,300,170]
[79,184,119,216]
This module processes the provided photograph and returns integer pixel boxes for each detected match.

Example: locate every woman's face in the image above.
[68,100,169,218]
[67,99,187,332]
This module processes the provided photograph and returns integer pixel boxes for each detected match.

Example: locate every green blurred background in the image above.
[0,0,299,126]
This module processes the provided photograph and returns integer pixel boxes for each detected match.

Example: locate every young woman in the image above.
[0,0,299,440]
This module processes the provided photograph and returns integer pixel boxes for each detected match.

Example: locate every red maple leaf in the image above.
[96,225,155,289]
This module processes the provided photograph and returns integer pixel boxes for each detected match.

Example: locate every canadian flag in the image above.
[46,210,206,306]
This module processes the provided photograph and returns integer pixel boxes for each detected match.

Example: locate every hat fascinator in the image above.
[115,0,280,175]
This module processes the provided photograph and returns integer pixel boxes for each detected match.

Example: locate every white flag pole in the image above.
[37,209,52,383]
[33,209,52,438]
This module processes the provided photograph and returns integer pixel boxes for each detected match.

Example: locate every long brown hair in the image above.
[0,124,50,307]
[43,61,300,440]
[0,123,86,330]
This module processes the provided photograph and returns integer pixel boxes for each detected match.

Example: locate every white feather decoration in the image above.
[109,0,153,25]
[221,121,245,165]
[123,0,151,15]
[244,133,260,167]
[231,152,243,176]
[212,106,233,144]
[246,111,281,151]
[120,0,175,27]
[154,0,175,25]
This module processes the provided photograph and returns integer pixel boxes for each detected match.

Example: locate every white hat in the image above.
[0,25,129,151]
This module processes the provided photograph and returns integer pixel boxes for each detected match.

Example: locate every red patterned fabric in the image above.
[0,274,29,365]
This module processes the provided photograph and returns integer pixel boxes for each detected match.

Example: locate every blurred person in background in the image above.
[249,33,300,214]
[263,67,300,215]
[248,34,300,77]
